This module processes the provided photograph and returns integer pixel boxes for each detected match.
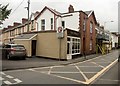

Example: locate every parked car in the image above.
[2,44,27,60]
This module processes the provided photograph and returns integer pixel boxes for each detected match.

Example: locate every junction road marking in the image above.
[75,65,89,81]
[0,77,4,80]
[1,72,22,85]
[4,81,12,85]
[6,75,14,79]
[91,62,105,68]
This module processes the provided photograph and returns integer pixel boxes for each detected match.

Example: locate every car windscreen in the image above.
[12,45,25,50]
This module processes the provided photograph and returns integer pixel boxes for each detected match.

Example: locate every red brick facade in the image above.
[80,11,96,55]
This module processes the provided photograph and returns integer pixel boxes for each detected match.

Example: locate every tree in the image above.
[0,4,12,22]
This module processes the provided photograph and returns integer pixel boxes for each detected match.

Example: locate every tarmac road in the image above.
[1,50,119,85]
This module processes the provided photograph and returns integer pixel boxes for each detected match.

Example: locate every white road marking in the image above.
[4,81,12,85]
[0,77,4,80]
[75,65,89,81]
[13,78,22,83]
[50,71,80,74]
[48,67,53,74]
[87,59,118,84]
[0,72,6,75]
[91,62,105,68]
[99,79,119,82]
[78,66,100,67]
[6,75,14,79]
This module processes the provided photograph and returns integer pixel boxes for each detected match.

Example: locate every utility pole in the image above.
[25,0,30,32]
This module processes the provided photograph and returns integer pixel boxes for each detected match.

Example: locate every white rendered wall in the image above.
[61,12,79,31]
[36,9,54,31]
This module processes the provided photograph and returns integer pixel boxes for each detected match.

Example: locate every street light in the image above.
[104,21,114,29]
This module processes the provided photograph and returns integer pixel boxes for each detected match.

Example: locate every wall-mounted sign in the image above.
[57,26,64,39]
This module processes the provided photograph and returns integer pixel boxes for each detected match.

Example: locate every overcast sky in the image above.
[1,0,119,32]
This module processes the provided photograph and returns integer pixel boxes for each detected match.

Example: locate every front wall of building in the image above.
[36,9,55,31]
[36,31,67,60]
[86,14,96,54]
[14,40,31,56]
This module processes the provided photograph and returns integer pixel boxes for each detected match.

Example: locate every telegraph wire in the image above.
[9,0,25,17]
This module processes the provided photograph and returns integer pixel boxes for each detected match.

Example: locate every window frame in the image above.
[41,19,45,31]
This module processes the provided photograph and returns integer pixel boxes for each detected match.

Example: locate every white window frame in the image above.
[83,19,86,31]
[41,19,45,31]
[90,22,93,33]
[67,36,80,55]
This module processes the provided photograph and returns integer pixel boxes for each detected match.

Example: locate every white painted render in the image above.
[60,12,80,31]
[111,34,118,48]
[36,9,55,31]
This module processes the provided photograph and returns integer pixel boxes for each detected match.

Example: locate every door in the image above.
[67,41,72,60]
[32,40,36,56]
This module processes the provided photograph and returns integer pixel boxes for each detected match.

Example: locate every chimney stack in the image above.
[22,18,28,24]
[68,5,74,13]
[13,22,21,27]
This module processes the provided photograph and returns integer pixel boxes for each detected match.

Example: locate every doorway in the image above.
[31,40,37,56]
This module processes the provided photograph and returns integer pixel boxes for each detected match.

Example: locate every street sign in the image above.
[57,26,64,39]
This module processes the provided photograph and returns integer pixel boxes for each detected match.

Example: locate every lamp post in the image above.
[104,21,114,29]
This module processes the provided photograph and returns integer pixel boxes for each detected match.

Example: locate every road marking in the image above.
[75,65,89,81]
[0,72,6,75]
[4,81,12,85]
[14,78,22,83]
[27,68,87,84]
[50,73,87,84]
[91,62,105,68]
[6,75,14,79]
[0,77,4,80]
[78,66,100,67]
[99,79,120,82]
[50,71,80,74]
[48,67,53,74]
[87,59,118,84]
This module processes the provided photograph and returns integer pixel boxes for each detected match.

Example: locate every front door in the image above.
[32,40,36,56]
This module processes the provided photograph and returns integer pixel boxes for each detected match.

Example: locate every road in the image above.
[0,50,119,85]
[93,62,119,84]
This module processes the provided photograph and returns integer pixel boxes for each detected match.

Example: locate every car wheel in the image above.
[7,55,11,60]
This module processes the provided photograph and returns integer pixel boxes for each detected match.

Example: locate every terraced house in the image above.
[1,5,97,60]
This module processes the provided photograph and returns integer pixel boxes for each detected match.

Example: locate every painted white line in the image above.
[48,67,53,74]
[82,72,97,73]
[27,68,87,84]
[0,72,6,75]
[4,81,12,84]
[75,65,89,81]
[78,66,100,67]
[50,71,80,74]
[91,62,105,68]
[50,73,87,84]
[13,78,22,83]
[87,59,118,84]
[99,79,120,82]
[6,75,14,79]
[0,77,4,80]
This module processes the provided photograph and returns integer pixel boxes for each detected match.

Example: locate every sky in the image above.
[0,0,120,32]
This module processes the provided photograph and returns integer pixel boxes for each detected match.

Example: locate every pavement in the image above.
[2,53,100,71]
[1,50,119,85]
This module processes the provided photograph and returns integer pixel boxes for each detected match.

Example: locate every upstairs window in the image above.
[41,19,45,31]
[90,40,92,50]
[83,20,86,31]
[51,18,53,30]
[62,21,65,28]
[90,22,93,33]
[31,21,34,30]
